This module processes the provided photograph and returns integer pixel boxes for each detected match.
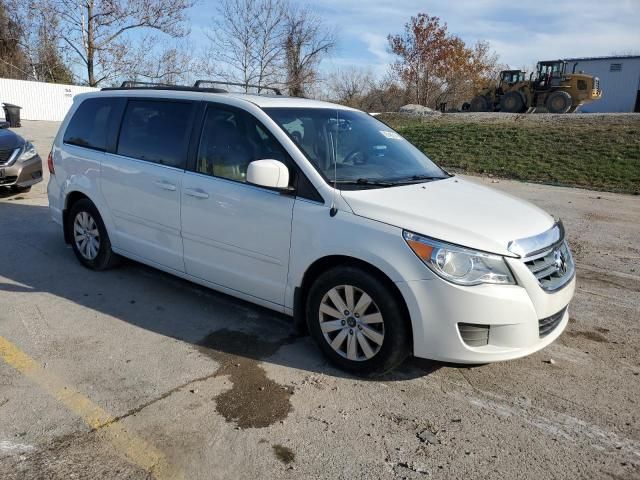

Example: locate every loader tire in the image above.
[469,96,490,112]
[546,91,573,114]
[500,91,526,113]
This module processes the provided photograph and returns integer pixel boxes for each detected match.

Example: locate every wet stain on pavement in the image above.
[272,444,295,464]
[197,329,298,429]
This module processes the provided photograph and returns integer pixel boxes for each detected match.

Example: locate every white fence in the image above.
[0,78,98,122]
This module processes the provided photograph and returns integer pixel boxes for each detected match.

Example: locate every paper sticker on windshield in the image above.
[380,130,402,140]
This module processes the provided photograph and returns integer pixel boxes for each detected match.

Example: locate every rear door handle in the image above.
[155,180,177,191]
[184,188,209,199]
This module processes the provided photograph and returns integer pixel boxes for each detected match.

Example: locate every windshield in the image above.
[263,107,448,188]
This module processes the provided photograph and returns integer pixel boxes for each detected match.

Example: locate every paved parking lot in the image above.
[1,121,639,479]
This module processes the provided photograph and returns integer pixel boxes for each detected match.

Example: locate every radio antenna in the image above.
[329,109,339,217]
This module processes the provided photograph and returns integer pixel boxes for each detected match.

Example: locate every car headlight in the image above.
[403,231,515,286]
[18,142,37,162]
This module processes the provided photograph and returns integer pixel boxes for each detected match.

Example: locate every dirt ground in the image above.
[0,121,639,479]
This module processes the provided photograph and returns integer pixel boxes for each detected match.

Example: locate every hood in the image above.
[340,177,555,256]
[0,128,24,151]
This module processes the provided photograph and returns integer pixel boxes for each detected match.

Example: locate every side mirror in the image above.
[247,159,290,189]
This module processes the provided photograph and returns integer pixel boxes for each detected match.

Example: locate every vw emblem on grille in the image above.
[554,249,567,274]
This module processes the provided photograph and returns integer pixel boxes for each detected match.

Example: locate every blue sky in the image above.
[189,0,640,76]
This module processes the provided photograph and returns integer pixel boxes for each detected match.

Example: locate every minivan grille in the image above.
[523,241,574,291]
[0,148,17,165]
[539,307,567,338]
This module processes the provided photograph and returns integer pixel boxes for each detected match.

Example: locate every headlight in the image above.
[403,231,515,286]
[18,142,37,162]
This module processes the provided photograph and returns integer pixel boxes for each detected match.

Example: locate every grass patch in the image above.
[379,114,640,194]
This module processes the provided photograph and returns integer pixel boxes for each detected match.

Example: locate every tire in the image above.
[10,185,31,193]
[546,91,573,114]
[469,96,490,112]
[66,198,119,270]
[306,266,411,377]
[500,91,525,113]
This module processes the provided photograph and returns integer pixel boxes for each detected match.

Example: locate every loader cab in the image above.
[535,61,567,89]
[499,70,527,86]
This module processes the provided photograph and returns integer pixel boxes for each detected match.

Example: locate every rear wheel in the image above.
[469,96,490,112]
[66,198,119,270]
[500,91,525,113]
[546,91,573,114]
[306,266,411,377]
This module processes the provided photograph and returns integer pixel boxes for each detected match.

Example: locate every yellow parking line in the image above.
[0,335,182,479]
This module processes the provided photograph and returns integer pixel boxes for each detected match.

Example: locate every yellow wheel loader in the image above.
[468,60,602,113]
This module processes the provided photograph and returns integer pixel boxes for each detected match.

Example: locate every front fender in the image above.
[286,200,435,311]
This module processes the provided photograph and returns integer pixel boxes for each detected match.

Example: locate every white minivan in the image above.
[47,83,575,375]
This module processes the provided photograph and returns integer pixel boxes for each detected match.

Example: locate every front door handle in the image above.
[184,188,209,199]
[155,180,177,191]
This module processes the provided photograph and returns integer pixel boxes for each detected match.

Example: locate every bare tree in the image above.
[328,67,374,108]
[283,5,335,96]
[205,0,286,91]
[0,0,29,79]
[0,0,73,83]
[31,0,194,87]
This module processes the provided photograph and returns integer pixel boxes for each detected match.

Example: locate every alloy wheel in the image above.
[73,211,100,260]
[318,285,385,361]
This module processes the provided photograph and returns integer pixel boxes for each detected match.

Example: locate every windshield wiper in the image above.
[391,174,447,184]
[335,178,396,186]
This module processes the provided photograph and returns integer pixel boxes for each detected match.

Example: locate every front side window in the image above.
[196,106,289,183]
[64,98,114,151]
[264,108,447,189]
[117,100,194,168]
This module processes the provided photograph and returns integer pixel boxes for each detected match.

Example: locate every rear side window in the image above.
[117,100,194,168]
[63,98,114,151]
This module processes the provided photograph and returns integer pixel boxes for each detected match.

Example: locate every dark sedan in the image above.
[0,126,42,193]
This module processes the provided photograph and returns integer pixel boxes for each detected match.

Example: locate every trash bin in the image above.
[2,103,22,128]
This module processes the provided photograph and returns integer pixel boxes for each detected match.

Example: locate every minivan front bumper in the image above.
[396,272,575,364]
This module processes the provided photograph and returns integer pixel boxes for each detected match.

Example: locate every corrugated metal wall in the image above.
[0,79,98,121]
[568,57,640,113]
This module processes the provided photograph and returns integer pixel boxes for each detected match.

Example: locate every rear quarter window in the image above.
[63,98,114,151]
[116,99,194,168]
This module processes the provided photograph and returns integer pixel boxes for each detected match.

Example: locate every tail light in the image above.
[47,151,54,174]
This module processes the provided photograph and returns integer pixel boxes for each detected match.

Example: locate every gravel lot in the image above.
[1,121,639,479]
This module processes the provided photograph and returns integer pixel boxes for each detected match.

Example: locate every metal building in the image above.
[0,79,98,121]
[565,55,640,113]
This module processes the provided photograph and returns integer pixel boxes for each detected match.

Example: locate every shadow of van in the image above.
[0,200,441,381]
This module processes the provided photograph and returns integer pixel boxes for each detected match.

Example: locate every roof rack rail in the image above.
[101,81,229,94]
[194,80,283,96]
[119,81,175,88]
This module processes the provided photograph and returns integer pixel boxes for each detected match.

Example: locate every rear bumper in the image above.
[397,274,575,364]
[0,155,43,187]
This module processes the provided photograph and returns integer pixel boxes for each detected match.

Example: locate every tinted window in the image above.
[264,108,446,187]
[64,98,114,151]
[196,106,289,183]
[117,100,193,168]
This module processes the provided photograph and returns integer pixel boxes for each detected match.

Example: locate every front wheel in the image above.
[546,91,573,114]
[469,96,490,112]
[66,198,120,270]
[306,266,411,377]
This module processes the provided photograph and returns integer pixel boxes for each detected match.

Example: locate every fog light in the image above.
[458,323,490,347]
